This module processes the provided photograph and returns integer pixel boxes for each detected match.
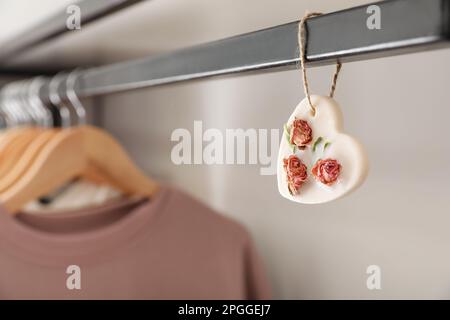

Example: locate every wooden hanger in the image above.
[0,119,112,194]
[0,129,56,193]
[0,125,159,214]
[0,127,34,158]
[0,127,119,195]
[0,127,41,179]
[0,128,22,152]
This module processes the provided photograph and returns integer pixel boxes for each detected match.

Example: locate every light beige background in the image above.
[1,0,450,299]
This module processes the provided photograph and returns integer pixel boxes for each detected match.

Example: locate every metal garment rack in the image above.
[1,0,450,99]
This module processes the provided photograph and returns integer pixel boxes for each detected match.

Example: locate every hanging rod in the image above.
[3,0,450,99]
[0,0,145,63]
[71,0,450,98]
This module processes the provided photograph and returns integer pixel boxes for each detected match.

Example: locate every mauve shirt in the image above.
[0,186,271,299]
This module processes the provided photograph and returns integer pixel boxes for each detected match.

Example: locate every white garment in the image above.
[25,180,123,213]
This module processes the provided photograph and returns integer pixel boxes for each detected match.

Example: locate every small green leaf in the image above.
[283,124,290,142]
[284,124,296,152]
[323,141,331,151]
[312,137,323,152]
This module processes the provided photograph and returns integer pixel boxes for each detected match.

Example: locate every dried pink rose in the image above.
[289,119,312,148]
[283,155,308,195]
[312,158,341,185]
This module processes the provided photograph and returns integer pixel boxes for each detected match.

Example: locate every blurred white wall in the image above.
[0,0,74,43]
[1,0,450,299]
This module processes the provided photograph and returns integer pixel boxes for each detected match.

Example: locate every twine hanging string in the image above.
[298,12,342,115]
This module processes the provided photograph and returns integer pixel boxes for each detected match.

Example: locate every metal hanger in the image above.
[1,83,22,126]
[28,77,53,128]
[49,73,71,128]
[0,86,16,128]
[65,69,86,126]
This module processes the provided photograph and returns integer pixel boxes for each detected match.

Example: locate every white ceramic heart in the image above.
[277,95,368,204]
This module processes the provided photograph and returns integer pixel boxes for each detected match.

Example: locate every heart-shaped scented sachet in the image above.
[277,95,368,204]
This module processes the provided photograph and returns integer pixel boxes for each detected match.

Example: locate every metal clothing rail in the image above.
[0,0,144,63]
[3,0,450,98]
[73,0,450,98]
